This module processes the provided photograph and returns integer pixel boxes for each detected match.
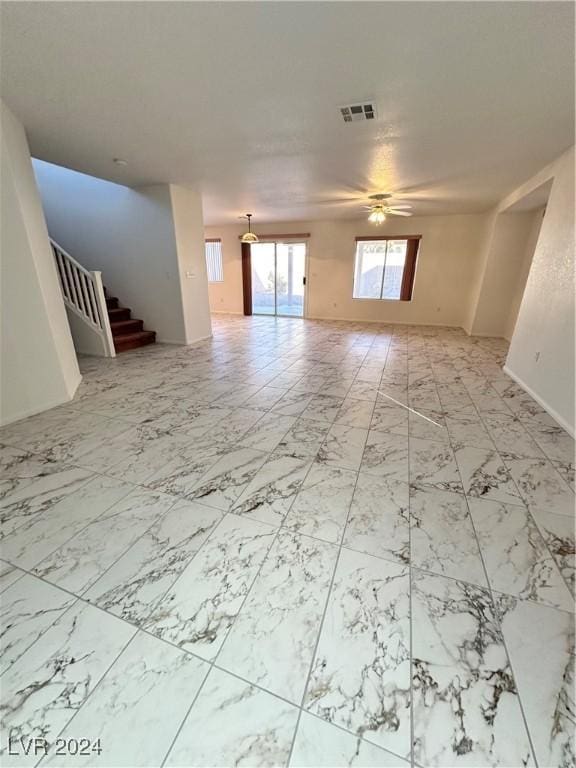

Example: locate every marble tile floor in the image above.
[0,314,574,768]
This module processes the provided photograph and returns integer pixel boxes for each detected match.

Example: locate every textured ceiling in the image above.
[1,1,574,224]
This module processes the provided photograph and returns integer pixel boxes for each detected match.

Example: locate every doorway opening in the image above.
[250,241,307,317]
[498,178,552,341]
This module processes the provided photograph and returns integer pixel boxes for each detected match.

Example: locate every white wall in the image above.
[461,211,498,335]
[33,162,211,345]
[469,210,543,338]
[169,186,212,343]
[504,209,544,341]
[1,101,81,425]
[504,146,575,434]
[206,214,490,328]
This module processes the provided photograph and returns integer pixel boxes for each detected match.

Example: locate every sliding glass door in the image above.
[250,242,276,315]
[251,241,306,317]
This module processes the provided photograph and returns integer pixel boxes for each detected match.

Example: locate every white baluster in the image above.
[87,278,103,328]
[50,239,116,357]
[71,262,88,317]
[63,256,80,310]
[55,248,70,302]
[81,272,96,325]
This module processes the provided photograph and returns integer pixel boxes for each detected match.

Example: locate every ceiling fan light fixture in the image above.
[240,213,259,243]
[368,205,387,224]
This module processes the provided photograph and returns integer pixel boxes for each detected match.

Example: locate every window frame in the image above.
[205,238,224,283]
[352,235,421,302]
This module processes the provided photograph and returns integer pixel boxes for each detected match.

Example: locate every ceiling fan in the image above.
[293,190,415,221]
[363,194,413,223]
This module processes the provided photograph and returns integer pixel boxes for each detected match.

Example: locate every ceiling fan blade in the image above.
[386,204,412,210]
[389,194,443,204]
[311,198,361,205]
[285,198,358,207]
[388,210,413,217]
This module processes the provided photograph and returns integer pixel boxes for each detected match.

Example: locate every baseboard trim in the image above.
[0,390,79,427]
[469,331,507,339]
[305,314,461,329]
[155,334,210,345]
[503,364,574,437]
[210,311,463,330]
[210,310,243,315]
[185,334,213,346]
[67,372,83,399]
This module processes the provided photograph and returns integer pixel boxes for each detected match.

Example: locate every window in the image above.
[353,237,420,301]
[205,239,224,282]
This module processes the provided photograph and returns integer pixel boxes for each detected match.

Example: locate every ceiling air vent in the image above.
[339,102,376,123]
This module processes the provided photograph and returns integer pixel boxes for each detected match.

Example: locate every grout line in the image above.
[432,347,541,767]
[160,661,212,768]
[466,497,541,767]
[34,626,140,768]
[403,327,416,768]
[286,339,390,756]
[0,458,117,534]
[7,482,146,591]
[523,509,575,599]
[462,384,575,600]
[285,361,376,767]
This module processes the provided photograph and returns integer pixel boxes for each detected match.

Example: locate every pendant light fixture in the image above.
[240,213,259,243]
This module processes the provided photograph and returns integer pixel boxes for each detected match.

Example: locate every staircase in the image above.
[105,291,156,353]
[51,237,156,358]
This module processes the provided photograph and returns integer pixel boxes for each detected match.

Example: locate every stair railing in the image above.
[51,239,116,357]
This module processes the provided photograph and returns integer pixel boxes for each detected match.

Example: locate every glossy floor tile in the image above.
[43,631,208,767]
[143,513,275,659]
[165,666,299,767]
[496,595,574,768]
[304,548,411,757]
[0,600,135,766]
[84,499,223,623]
[411,569,534,767]
[290,712,409,767]
[1,315,573,767]
[409,486,487,587]
[217,530,338,703]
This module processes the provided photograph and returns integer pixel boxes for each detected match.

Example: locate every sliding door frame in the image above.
[241,242,252,315]
[246,238,309,318]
